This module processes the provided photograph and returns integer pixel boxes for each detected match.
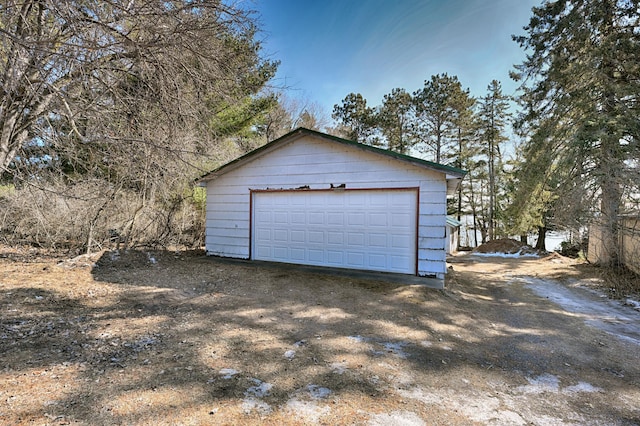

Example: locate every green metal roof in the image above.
[197,127,467,183]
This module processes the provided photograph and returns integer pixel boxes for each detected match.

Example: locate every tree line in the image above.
[331,77,511,246]
[332,0,639,266]
[0,0,638,271]
[0,0,315,253]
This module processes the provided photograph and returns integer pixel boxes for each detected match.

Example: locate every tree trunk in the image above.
[535,227,546,251]
[520,234,528,244]
[457,127,463,221]
[597,0,622,267]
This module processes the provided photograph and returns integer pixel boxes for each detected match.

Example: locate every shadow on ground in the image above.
[1,249,638,424]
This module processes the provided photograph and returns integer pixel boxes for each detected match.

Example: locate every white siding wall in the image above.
[205,136,448,278]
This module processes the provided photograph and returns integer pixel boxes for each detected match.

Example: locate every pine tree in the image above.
[414,74,471,164]
[376,88,415,154]
[332,93,376,144]
[513,0,640,265]
[477,80,511,241]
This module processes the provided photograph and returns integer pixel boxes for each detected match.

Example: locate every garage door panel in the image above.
[369,253,386,268]
[368,212,386,226]
[347,252,365,267]
[273,211,288,224]
[309,249,324,262]
[308,230,324,243]
[290,230,306,243]
[256,211,272,223]
[308,212,325,225]
[391,255,412,270]
[291,212,305,224]
[273,229,288,242]
[369,233,387,247]
[391,212,411,226]
[252,190,416,274]
[347,232,365,246]
[273,246,287,259]
[328,232,344,245]
[256,228,271,240]
[290,248,305,260]
[348,193,367,206]
[255,245,271,258]
[348,212,365,226]
[327,212,344,225]
[327,250,344,264]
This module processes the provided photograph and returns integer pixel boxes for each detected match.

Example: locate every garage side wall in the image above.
[205,136,448,278]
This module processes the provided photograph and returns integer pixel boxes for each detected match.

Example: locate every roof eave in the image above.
[196,127,467,184]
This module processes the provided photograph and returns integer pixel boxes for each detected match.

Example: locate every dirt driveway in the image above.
[1,248,639,425]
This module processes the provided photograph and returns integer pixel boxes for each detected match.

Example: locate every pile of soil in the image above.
[472,238,539,255]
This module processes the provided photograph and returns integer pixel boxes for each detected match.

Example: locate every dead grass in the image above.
[1,247,639,425]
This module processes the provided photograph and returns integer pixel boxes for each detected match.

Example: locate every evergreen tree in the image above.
[513,0,640,265]
[332,93,376,144]
[376,88,415,154]
[477,80,511,241]
[414,74,471,164]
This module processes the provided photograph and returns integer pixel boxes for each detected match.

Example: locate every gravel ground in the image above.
[1,247,639,425]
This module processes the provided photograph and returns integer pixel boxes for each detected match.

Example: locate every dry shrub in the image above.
[598,265,640,298]
[0,180,204,253]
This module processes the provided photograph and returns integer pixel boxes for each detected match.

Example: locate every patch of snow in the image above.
[563,382,602,394]
[517,373,560,394]
[471,251,539,259]
[285,399,330,423]
[517,374,602,395]
[242,379,273,415]
[624,298,640,312]
[398,387,526,425]
[306,384,331,399]
[146,252,157,264]
[245,379,273,398]
[367,410,426,426]
[218,368,239,379]
[347,335,367,343]
[241,397,271,415]
[521,276,640,345]
[285,384,332,423]
[284,349,296,360]
[382,341,409,358]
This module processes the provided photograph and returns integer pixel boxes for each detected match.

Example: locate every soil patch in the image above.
[472,238,538,255]
[1,247,639,425]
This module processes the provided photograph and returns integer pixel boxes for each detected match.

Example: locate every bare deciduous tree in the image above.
[0,0,277,252]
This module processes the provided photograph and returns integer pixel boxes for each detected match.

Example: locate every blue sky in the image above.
[254,0,541,118]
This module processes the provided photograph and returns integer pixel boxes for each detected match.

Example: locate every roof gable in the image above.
[197,128,466,183]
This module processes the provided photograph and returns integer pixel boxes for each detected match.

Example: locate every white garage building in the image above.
[198,128,465,286]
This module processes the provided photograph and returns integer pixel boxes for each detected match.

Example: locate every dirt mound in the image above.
[473,238,538,255]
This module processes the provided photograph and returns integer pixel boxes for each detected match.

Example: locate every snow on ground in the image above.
[625,298,640,311]
[470,251,540,259]
[347,335,412,358]
[517,373,601,395]
[367,410,426,426]
[284,384,332,423]
[515,276,640,346]
[242,378,274,415]
[218,368,239,379]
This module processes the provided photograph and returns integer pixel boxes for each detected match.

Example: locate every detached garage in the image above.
[198,128,465,286]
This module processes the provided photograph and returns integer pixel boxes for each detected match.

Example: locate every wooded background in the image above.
[0,0,638,275]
